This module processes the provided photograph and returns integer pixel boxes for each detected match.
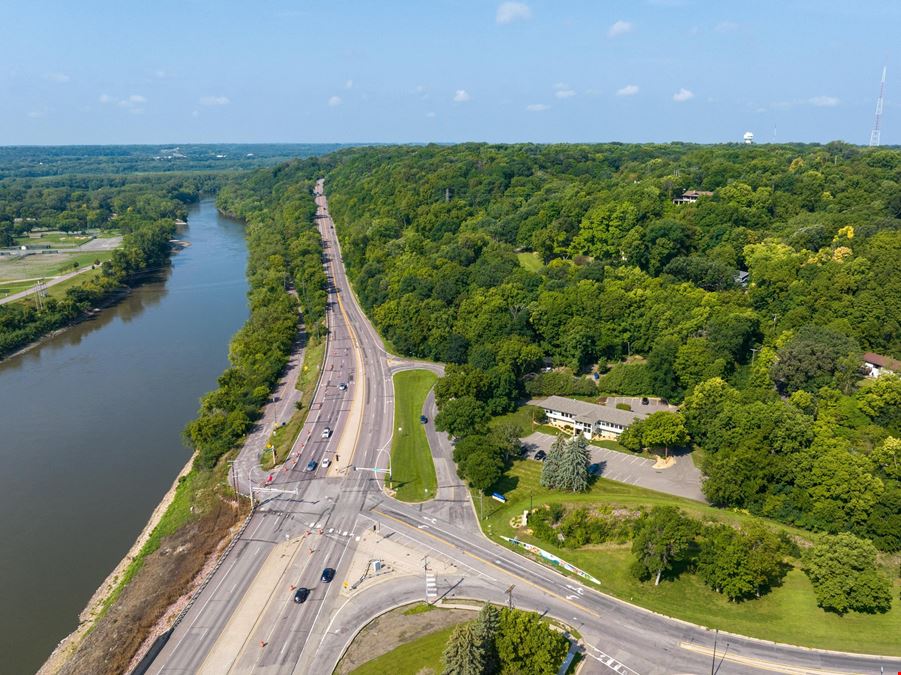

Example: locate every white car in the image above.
[337,382,348,391]
[321,458,332,468]
[321,427,332,439]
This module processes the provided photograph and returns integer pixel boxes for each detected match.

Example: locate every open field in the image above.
[516,251,543,272]
[390,369,439,502]
[350,624,455,675]
[15,231,93,248]
[477,461,901,655]
[0,250,113,282]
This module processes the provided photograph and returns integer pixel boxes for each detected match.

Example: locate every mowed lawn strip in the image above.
[390,369,438,502]
[477,461,901,656]
[350,624,456,675]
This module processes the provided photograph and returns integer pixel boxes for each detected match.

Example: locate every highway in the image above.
[150,181,898,675]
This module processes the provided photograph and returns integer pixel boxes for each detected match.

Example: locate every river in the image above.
[0,199,249,674]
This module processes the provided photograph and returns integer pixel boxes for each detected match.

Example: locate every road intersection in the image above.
[149,181,897,675]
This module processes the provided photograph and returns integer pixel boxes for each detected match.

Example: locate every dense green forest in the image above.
[243,142,901,554]
[181,163,327,469]
[0,143,351,178]
[0,174,214,357]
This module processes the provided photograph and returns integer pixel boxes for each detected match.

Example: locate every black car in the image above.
[641,397,649,405]
[321,567,335,583]
[419,415,428,424]
[534,449,547,461]
[293,587,310,603]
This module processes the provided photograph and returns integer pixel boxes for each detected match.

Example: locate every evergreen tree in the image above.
[471,603,500,674]
[555,436,591,492]
[539,434,567,489]
[442,622,486,675]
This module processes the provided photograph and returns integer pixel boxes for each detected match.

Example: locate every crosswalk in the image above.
[425,573,438,601]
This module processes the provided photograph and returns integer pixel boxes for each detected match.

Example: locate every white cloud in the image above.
[809,95,839,107]
[199,95,230,106]
[117,94,147,113]
[27,109,48,118]
[426,111,437,118]
[672,88,694,102]
[453,89,471,102]
[526,103,550,112]
[328,95,342,107]
[714,20,738,32]
[616,84,639,96]
[45,73,70,83]
[192,110,200,118]
[345,79,353,89]
[608,20,632,38]
[99,93,113,104]
[496,2,531,24]
[554,83,576,99]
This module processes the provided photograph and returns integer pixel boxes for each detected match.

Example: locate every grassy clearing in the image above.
[489,404,543,437]
[516,251,543,272]
[390,370,439,502]
[0,250,113,282]
[261,334,326,470]
[477,461,901,655]
[350,624,455,675]
[402,602,436,616]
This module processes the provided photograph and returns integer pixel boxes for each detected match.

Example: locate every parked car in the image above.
[588,463,601,476]
[419,415,428,424]
[321,568,335,583]
[305,459,318,472]
[321,427,332,439]
[534,450,547,461]
[641,397,649,405]
[293,587,310,603]
[321,457,332,468]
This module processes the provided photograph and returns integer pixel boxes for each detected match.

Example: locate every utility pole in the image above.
[504,584,515,610]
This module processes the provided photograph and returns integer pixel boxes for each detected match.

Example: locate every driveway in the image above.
[521,431,706,503]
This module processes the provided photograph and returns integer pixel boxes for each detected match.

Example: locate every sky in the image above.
[1,0,899,145]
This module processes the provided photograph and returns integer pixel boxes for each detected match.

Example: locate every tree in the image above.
[870,436,900,480]
[490,422,522,463]
[680,377,741,444]
[697,524,786,600]
[770,325,860,394]
[495,608,569,675]
[435,395,489,438]
[442,622,486,675]
[803,532,892,614]
[540,434,567,489]
[856,375,901,434]
[647,336,681,400]
[631,506,698,585]
[542,435,590,492]
[635,411,689,457]
[471,604,500,673]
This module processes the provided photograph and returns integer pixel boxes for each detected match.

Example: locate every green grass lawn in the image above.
[390,370,439,502]
[350,624,456,675]
[516,251,543,272]
[477,461,901,655]
[489,404,543,437]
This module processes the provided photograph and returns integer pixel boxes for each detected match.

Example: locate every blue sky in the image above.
[1,0,898,145]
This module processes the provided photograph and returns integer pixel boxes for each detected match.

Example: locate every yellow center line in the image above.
[372,508,601,619]
[679,642,868,675]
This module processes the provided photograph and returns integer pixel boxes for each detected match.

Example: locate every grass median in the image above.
[389,369,438,502]
[476,461,901,655]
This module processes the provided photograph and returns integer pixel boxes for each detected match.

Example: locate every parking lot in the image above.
[521,431,706,502]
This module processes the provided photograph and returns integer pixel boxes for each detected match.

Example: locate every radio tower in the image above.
[869,66,886,147]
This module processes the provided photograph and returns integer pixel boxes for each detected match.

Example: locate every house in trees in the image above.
[531,395,676,439]
[672,189,713,205]
[862,352,901,378]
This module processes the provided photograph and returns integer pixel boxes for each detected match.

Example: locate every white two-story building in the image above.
[531,395,666,439]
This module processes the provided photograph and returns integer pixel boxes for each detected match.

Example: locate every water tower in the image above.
[743,131,754,144]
